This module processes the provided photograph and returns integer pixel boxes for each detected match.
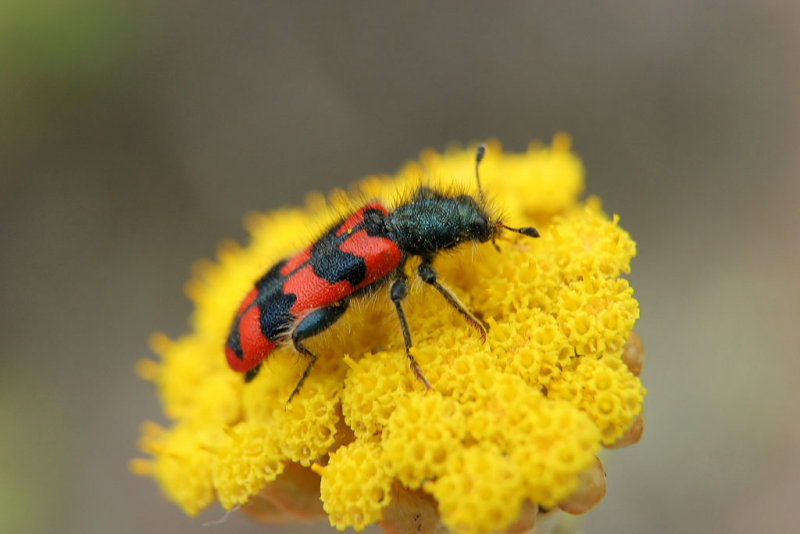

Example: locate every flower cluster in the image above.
[133,135,644,534]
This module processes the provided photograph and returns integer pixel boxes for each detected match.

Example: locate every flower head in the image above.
[133,135,645,533]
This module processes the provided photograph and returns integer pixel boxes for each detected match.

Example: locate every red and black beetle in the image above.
[225,145,539,403]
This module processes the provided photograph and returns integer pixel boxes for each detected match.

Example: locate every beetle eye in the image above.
[470,217,488,236]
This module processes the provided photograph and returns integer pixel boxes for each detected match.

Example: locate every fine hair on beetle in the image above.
[388,144,537,254]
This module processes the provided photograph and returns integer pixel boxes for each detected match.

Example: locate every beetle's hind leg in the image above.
[244,363,262,383]
[417,260,488,341]
[286,301,349,405]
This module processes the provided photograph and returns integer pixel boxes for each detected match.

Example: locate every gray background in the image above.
[2,1,798,533]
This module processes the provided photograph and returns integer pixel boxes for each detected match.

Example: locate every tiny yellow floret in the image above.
[320,440,393,530]
[135,136,645,534]
[426,442,524,534]
[212,421,285,510]
[382,392,467,488]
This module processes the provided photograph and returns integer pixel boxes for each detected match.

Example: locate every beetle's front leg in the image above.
[417,259,488,342]
[390,274,431,389]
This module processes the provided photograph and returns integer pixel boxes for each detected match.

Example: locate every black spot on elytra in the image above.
[225,321,243,359]
[363,208,389,237]
[250,259,297,340]
[255,259,288,290]
[309,218,367,286]
[226,259,298,357]
[257,291,297,340]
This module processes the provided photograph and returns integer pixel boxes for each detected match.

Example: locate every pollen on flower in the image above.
[271,373,343,465]
[461,373,601,509]
[212,421,285,510]
[549,355,646,444]
[238,352,347,466]
[144,422,218,516]
[494,310,572,387]
[382,392,466,489]
[341,347,424,439]
[425,443,524,534]
[543,198,637,281]
[135,136,645,534]
[556,275,639,359]
[319,440,393,531]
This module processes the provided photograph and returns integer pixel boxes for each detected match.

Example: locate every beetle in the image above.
[225,144,539,403]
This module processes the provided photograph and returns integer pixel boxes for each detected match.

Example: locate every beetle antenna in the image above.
[491,222,539,252]
[475,143,486,202]
[499,222,539,238]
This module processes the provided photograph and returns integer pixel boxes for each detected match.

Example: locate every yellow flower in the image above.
[132,135,645,534]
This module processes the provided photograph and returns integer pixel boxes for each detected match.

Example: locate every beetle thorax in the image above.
[388,195,493,256]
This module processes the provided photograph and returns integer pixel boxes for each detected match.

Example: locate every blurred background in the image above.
[1,1,798,533]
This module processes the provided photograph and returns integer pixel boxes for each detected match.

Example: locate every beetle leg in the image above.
[417,260,488,342]
[244,362,262,383]
[390,275,432,389]
[287,301,349,404]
